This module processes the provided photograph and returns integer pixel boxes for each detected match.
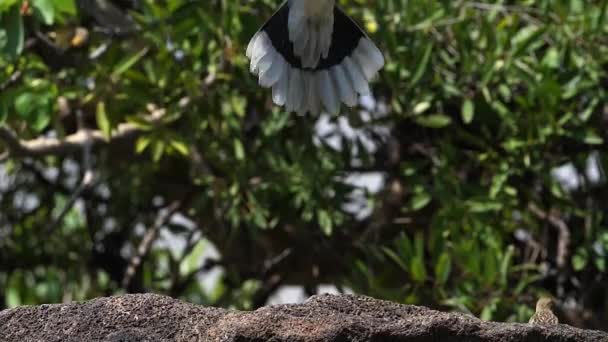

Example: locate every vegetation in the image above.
[1,0,607,329]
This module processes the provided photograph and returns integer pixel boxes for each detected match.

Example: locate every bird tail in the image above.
[247,3,384,115]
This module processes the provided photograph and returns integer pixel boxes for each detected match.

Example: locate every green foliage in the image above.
[1,0,607,329]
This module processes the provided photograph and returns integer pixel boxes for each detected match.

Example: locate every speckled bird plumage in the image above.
[529,298,559,325]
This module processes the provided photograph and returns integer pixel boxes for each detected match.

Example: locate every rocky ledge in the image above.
[0,293,606,341]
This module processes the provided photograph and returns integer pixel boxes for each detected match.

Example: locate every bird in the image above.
[529,297,559,326]
[246,0,385,115]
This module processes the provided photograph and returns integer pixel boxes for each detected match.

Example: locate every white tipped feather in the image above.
[246,32,260,59]
[251,32,271,59]
[297,71,310,115]
[259,50,284,87]
[305,72,320,114]
[352,48,376,81]
[285,68,294,112]
[317,70,339,114]
[360,38,385,68]
[352,38,384,80]
[272,66,288,106]
[287,68,304,112]
[343,56,370,95]
[249,32,273,73]
[255,52,274,76]
[330,64,357,107]
[246,31,290,105]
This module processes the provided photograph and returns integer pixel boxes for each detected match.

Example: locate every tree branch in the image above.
[528,203,571,269]
[48,110,97,233]
[121,199,184,290]
[0,112,163,159]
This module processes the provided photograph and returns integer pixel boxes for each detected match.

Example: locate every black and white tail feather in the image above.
[246,0,384,115]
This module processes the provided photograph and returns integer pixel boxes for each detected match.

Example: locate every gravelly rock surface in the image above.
[0,293,606,341]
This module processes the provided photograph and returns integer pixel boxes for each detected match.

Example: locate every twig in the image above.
[19,160,107,203]
[0,70,22,91]
[47,110,96,233]
[528,203,571,269]
[263,248,293,275]
[121,200,183,290]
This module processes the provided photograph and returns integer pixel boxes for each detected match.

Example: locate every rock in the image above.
[0,293,606,341]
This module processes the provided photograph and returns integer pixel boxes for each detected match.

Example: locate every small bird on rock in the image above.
[529,297,559,326]
[246,0,384,115]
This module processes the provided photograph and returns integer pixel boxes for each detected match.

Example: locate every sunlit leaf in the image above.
[96,101,111,139]
[461,99,474,124]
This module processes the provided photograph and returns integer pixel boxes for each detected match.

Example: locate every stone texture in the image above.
[0,293,606,341]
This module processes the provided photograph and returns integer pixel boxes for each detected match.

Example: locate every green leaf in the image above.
[461,99,474,124]
[170,139,190,156]
[499,245,514,286]
[572,248,588,271]
[317,209,333,235]
[0,29,7,50]
[179,240,207,276]
[111,47,149,78]
[482,249,498,285]
[233,138,245,161]
[594,258,605,272]
[6,280,21,308]
[467,200,503,212]
[52,0,77,15]
[32,0,55,25]
[382,247,408,272]
[414,232,425,259]
[396,234,413,259]
[415,114,452,128]
[1,7,24,59]
[135,136,151,153]
[15,93,36,117]
[410,232,427,282]
[541,47,560,69]
[152,140,165,161]
[31,111,51,132]
[511,26,544,58]
[410,43,432,86]
[410,192,431,211]
[0,0,21,12]
[434,252,451,285]
[489,172,508,199]
[480,300,498,321]
[583,131,603,145]
[413,101,431,114]
[96,101,111,139]
[126,115,154,130]
[0,97,8,123]
[251,206,268,229]
[410,257,426,283]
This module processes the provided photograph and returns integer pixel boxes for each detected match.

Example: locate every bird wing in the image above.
[529,310,559,325]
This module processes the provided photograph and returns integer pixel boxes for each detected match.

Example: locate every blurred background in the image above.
[1,0,607,330]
